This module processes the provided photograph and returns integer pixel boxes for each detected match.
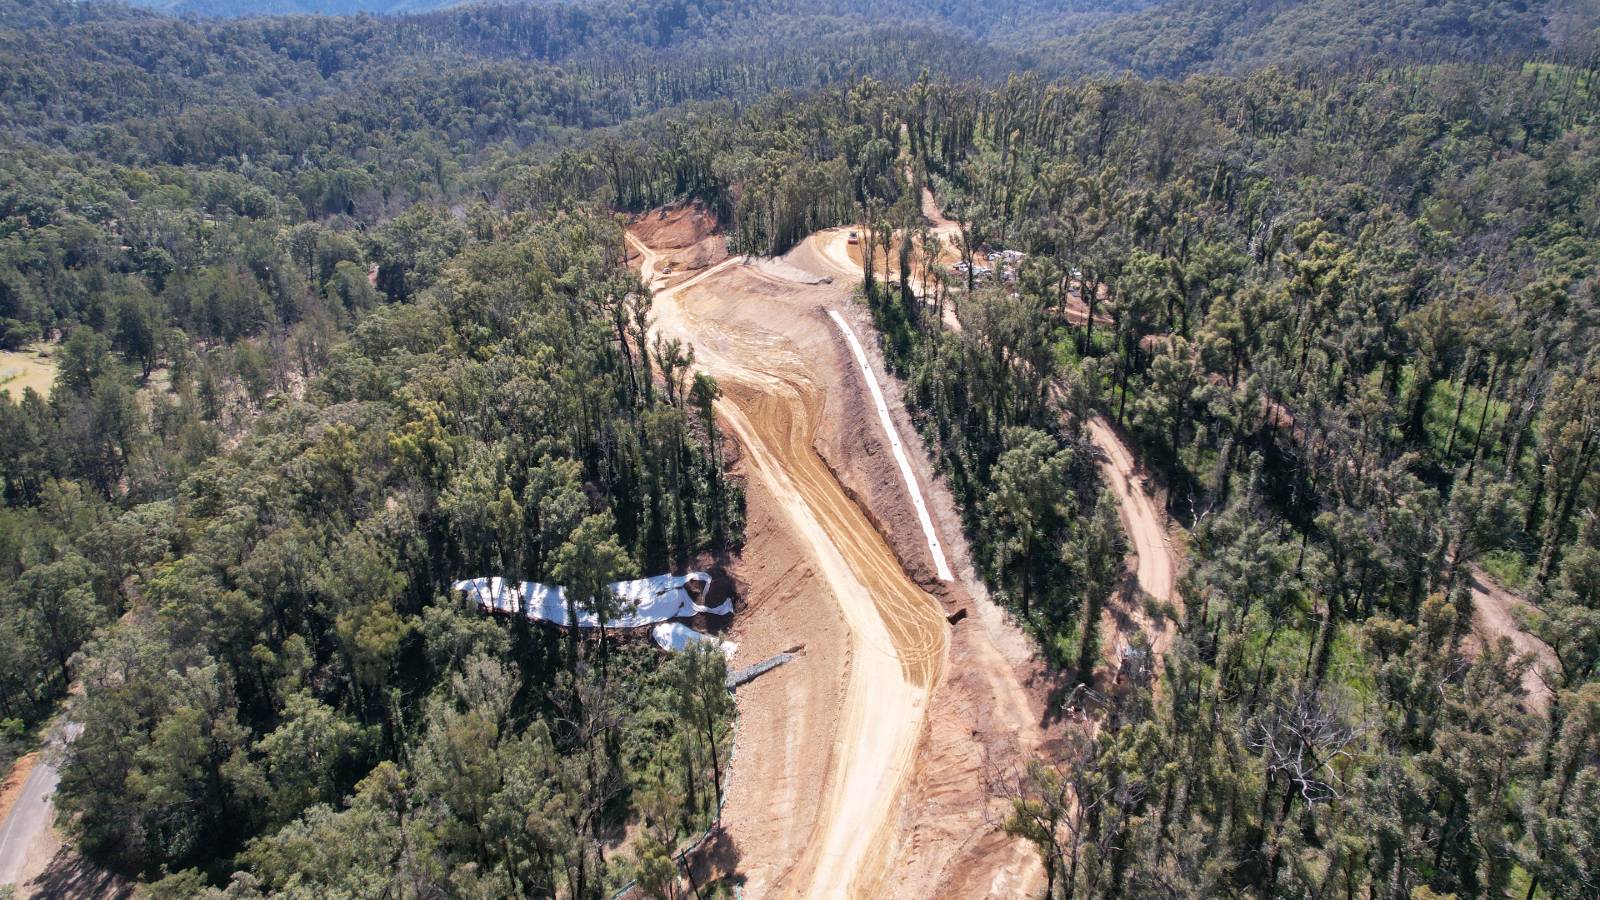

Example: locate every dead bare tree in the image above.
[1247,690,1363,889]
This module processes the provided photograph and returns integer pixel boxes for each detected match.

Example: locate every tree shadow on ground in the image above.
[1040,570,1149,729]
[685,825,744,896]
[25,846,130,900]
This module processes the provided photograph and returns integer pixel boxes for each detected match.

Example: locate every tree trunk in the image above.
[1538,431,1596,584]
[1082,278,1096,356]
[1464,356,1500,483]
[1444,349,1476,459]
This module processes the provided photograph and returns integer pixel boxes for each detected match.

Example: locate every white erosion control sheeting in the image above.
[827,310,954,581]
[453,572,730,628]
[652,622,738,657]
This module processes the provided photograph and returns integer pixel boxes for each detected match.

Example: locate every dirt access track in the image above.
[0,720,124,900]
[627,204,1051,898]
[1085,417,1181,674]
[1466,567,1558,710]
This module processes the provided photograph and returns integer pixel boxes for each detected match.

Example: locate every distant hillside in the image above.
[129,0,450,13]
[0,0,1036,164]
[114,0,1148,26]
[1059,0,1599,77]
[97,0,1600,77]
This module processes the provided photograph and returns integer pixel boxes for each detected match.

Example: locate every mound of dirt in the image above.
[670,237,727,272]
[629,200,728,282]
[631,199,718,249]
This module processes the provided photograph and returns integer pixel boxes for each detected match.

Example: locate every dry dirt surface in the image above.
[921,185,960,243]
[626,200,728,286]
[0,345,56,400]
[1060,293,1111,328]
[782,227,861,283]
[1466,567,1557,710]
[629,219,1052,898]
[0,753,40,835]
[785,229,963,334]
[1086,416,1182,671]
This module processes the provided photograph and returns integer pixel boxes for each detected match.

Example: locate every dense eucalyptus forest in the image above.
[1,0,1599,896]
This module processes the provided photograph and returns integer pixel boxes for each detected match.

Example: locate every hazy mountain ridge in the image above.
[1061,0,1593,77]
[84,0,1600,77]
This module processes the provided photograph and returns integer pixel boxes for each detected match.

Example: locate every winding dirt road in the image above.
[630,232,950,897]
[1086,417,1181,666]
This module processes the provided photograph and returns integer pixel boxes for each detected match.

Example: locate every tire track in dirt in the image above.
[767,222,1055,897]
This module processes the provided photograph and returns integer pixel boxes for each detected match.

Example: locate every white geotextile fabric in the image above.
[453,572,729,628]
[827,310,954,581]
[651,622,737,657]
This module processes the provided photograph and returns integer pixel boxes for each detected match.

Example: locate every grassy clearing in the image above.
[0,343,58,400]
[1522,61,1593,94]
[1479,548,1533,593]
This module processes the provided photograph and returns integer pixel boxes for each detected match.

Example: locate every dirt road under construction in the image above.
[627,205,1049,898]
[626,182,1560,897]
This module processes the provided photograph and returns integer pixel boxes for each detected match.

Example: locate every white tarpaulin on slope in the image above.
[453,572,729,628]
[651,622,737,657]
[827,310,954,581]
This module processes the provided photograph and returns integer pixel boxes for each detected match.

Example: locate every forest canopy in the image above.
[1,0,1599,896]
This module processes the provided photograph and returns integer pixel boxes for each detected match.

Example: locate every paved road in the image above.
[0,721,79,889]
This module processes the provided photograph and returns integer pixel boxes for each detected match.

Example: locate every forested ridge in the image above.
[871,63,1600,896]
[1,0,1600,896]
[5,0,1596,126]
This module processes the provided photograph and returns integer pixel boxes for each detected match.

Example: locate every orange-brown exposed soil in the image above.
[627,200,728,287]
[629,211,1054,897]
[0,753,39,829]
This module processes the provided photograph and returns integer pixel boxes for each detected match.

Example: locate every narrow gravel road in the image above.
[0,721,79,890]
